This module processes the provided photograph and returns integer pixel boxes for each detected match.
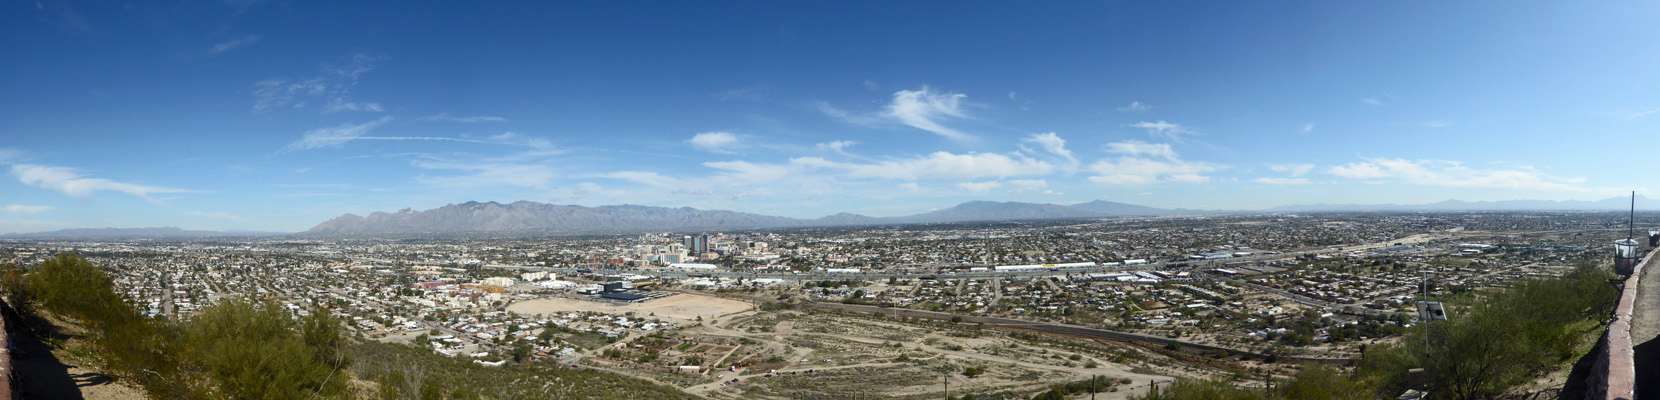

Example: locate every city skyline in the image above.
[3,1,1658,233]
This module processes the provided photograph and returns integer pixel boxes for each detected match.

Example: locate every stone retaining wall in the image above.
[1589,247,1655,400]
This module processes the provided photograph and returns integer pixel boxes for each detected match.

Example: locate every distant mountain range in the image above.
[301,200,1192,236]
[303,195,1660,236]
[2,227,283,239]
[9,195,1657,238]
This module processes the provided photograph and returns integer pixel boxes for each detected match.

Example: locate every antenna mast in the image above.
[1630,191,1636,241]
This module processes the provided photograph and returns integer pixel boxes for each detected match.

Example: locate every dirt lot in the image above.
[506,293,754,323]
[679,309,1174,399]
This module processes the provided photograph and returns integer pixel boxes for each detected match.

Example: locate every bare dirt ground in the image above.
[507,293,754,323]
[672,309,1174,399]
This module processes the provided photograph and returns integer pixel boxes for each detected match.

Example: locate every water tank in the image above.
[1614,239,1640,276]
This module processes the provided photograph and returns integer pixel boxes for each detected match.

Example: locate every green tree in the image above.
[188,298,351,399]
[510,341,534,363]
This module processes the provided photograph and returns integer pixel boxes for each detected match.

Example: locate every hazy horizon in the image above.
[3,2,1657,234]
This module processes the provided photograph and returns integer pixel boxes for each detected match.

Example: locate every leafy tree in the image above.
[510,341,534,363]
[188,298,351,399]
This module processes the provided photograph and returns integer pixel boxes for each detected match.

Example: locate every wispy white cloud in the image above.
[808,152,1053,181]
[0,148,22,164]
[252,53,382,112]
[815,101,881,125]
[1009,179,1047,189]
[1088,141,1223,185]
[1422,121,1450,128]
[886,87,974,141]
[815,140,858,154]
[601,171,678,188]
[704,151,1054,185]
[824,87,977,141]
[325,99,384,113]
[284,117,527,151]
[702,160,802,184]
[1301,123,1314,134]
[11,164,196,199]
[285,117,392,150]
[1326,157,1618,194]
[486,132,557,151]
[1020,132,1077,168]
[957,181,1002,193]
[210,35,260,54]
[688,132,741,154]
[1267,163,1314,177]
[3,204,53,214]
[1116,101,1151,112]
[421,113,508,123]
[1129,121,1195,142]
[1103,140,1176,159]
[1361,98,1384,106]
[1251,177,1312,185]
[252,78,328,111]
[1624,108,1660,120]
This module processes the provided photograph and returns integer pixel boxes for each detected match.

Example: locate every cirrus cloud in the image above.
[1326,157,1616,194]
[11,164,196,199]
[821,86,978,142]
[3,204,53,214]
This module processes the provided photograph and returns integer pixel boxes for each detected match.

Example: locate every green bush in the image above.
[188,298,351,399]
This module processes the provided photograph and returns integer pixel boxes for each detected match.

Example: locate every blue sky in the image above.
[2,1,1658,233]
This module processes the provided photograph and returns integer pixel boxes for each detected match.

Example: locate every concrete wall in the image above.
[1588,247,1654,400]
[0,299,15,399]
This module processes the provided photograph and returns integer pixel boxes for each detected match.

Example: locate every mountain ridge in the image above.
[301,199,1182,236]
[11,195,1657,238]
